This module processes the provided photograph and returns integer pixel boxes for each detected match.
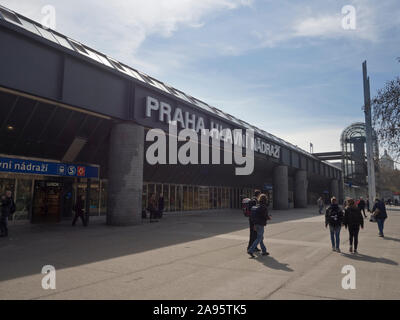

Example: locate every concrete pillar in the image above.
[107,122,144,226]
[330,179,339,200]
[273,165,289,210]
[294,170,308,208]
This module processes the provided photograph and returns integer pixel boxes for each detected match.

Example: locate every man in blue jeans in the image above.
[325,197,344,252]
[372,198,388,237]
[248,194,270,258]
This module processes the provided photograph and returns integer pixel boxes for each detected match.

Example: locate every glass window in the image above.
[52,33,74,50]
[183,186,188,211]
[142,183,147,211]
[176,185,182,211]
[214,188,218,209]
[162,184,169,212]
[194,187,199,210]
[100,180,107,215]
[19,18,40,36]
[188,186,193,210]
[169,185,175,211]
[14,178,32,221]
[36,25,58,43]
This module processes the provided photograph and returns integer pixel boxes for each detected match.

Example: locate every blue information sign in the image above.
[0,156,99,179]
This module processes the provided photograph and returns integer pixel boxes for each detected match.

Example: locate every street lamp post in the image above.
[362,61,376,204]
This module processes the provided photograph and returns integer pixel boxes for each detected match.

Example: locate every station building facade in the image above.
[0,6,343,225]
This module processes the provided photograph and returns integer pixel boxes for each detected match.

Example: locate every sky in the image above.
[1,0,399,157]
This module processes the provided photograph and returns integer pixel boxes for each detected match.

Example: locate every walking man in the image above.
[325,197,344,252]
[358,197,367,218]
[247,190,261,252]
[372,198,388,237]
[0,190,15,238]
[248,194,270,258]
[72,195,86,226]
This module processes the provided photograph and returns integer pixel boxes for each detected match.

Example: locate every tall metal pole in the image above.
[362,61,376,205]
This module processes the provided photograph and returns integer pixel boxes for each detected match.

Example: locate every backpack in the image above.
[242,198,255,217]
[327,206,342,225]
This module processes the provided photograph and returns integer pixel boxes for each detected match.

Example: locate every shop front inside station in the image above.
[0,155,106,223]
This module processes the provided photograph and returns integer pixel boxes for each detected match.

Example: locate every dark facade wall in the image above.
[0,28,63,99]
[62,56,130,118]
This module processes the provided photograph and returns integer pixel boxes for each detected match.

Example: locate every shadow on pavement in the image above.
[382,236,400,243]
[340,253,398,265]
[251,254,294,272]
[0,208,319,282]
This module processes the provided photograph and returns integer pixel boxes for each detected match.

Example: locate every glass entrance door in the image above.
[32,181,62,223]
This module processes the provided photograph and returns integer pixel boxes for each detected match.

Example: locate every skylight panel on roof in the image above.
[108,58,132,76]
[35,25,58,44]
[191,98,215,114]
[69,39,88,54]
[18,18,40,36]
[146,77,172,94]
[83,47,103,63]
[0,6,21,25]
[127,68,146,82]
[168,87,194,104]
[52,33,73,50]
[95,54,114,68]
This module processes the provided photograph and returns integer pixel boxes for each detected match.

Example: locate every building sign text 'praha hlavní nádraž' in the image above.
[145,96,281,159]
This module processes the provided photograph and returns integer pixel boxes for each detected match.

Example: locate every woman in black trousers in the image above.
[343,198,364,254]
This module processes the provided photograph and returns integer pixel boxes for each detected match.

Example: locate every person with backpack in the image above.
[343,198,364,254]
[0,190,16,238]
[247,190,261,252]
[372,198,388,237]
[248,194,271,258]
[325,197,344,252]
[358,197,367,218]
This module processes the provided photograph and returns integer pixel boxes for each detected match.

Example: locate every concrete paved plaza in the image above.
[0,206,399,300]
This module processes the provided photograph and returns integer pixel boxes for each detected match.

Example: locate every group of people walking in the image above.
[325,196,388,254]
[244,189,389,258]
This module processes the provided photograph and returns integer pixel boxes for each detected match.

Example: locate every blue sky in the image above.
[1,0,399,154]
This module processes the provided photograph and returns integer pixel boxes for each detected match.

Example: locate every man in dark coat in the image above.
[247,190,261,252]
[72,195,86,226]
[358,197,367,218]
[372,198,388,237]
[325,197,344,252]
[0,190,15,237]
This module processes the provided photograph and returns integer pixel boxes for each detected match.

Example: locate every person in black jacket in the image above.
[358,197,367,218]
[247,190,261,252]
[372,198,388,237]
[0,190,15,237]
[72,195,86,226]
[247,194,271,258]
[325,197,344,252]
[344,198,364,254]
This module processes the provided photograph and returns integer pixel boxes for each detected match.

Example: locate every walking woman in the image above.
[247,194,271,258]
[343,199,364,254]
